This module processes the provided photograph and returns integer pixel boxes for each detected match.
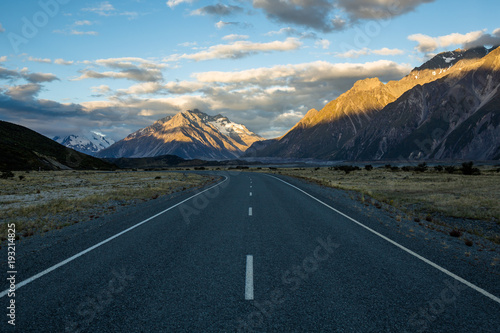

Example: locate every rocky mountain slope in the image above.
[0,121,116,171]
[53,132,115,156]
[97,109,264,160]
[247,46,500,161]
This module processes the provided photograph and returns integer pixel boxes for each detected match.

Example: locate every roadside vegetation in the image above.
[0,170,212,242]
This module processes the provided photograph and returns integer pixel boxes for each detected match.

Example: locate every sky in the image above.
[1,0,499,140]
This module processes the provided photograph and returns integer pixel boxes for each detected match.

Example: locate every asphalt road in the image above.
[1,171,499,332]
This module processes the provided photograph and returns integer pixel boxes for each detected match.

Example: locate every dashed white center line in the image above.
[248,207,253,216]
[249,192,252,196]
[245,255,254,300]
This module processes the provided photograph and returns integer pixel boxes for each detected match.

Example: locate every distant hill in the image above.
[248,46,500,161]
[96,109,264,160]
[0,121,116,171]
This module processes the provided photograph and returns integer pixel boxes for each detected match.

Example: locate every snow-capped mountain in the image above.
[96,110,264,160]
[53,132,115,156]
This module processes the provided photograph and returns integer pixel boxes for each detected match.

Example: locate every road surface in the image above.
[1,171,499,332]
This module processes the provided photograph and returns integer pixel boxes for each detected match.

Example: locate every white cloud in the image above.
[0,65,59,83]
[91,85,112,95]
[0,56,7,62]
[372,47,405,56]
[315,39,330,49]
[28,56,52,63]
[95,57,165,69]
[494,28,500,37]
[266,27,297,36]
[164,81,205,94]
[335,47,404,58]
[215,21,251,29]
[53,29,99,36]
[82,1,116,16]
[166,38,302,62]
[192,60,410,86]
[167,0,195,8]
[179,41,198,47]
[75,69,163,82]
[74,20,93,26]
[54,58,74,65]
[75,57,165,82]
[70,30,99,35]
[408,30,500,53]
[265,27,318,39]
[222,34,250,41]
[0,23,5,33]
[118,82,163,95]
[5,83,42,100]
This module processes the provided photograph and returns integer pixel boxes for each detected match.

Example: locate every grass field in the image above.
[0,170,211,241]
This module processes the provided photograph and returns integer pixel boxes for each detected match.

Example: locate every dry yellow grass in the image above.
[264,167,500,222]
[0,170,211,239]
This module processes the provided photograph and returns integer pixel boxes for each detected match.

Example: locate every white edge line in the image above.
[267,174,500,305]
[0,176,229,299]
[245,255,254,300]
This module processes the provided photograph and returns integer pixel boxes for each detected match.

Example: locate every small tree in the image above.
[461,161,480,175]
[364,164,373,171]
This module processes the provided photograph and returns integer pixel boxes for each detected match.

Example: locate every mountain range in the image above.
[96,110,264,160]
[246,46,500,161]
[53,132,115,156]
[2,46,498,166]
[0,121,115,171]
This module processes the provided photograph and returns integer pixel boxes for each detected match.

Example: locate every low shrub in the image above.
[445,166,456,174]
[434,165,443,172]
[414,162,428,172]
[336,165,361,174]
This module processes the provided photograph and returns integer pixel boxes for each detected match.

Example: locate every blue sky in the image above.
[1,0,499,140]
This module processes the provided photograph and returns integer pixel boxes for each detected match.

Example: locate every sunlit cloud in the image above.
[164,38,302,61]
[335,47,405,58]
[166,0,196,8]
[408,29,500,53]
